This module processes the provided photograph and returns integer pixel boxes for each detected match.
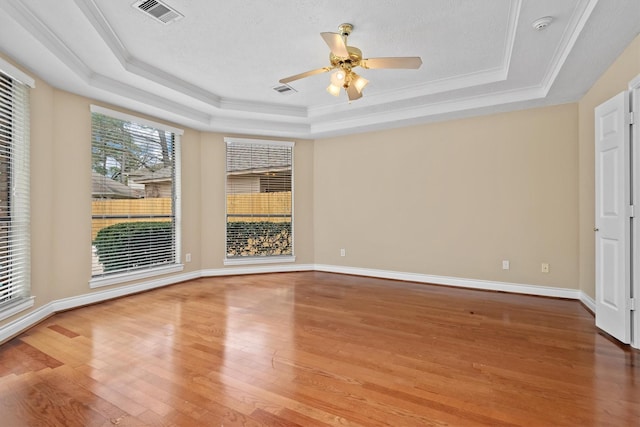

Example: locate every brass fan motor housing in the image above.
[329,46,363,70]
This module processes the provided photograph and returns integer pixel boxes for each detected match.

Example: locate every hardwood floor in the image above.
[0,272,638,426]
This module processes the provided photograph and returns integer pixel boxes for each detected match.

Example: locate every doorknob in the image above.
[594,227,599,232]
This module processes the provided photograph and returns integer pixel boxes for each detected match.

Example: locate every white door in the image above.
[595,91,631,343]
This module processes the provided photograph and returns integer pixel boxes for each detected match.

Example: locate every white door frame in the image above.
[630,74,640,349]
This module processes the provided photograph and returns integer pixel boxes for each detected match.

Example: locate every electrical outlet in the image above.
[185,253,191,263]
[340,248,346,257]
[541,263,549,273]
[502,260,510,270]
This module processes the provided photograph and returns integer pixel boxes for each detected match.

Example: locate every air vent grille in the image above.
[132,0,183,24]
[272,84,297,95]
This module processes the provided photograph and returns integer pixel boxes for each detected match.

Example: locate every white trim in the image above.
[0,57,35,88]
[580,292,596,314]
[90,105,184,135]
[89,264,184,288]
[314,264,582,299]
[224,137,295,147]
[0,297,35,322]
[223,256,296,266]
[0,302,54,344]
[539,0,599,96]
[203,263,313,277]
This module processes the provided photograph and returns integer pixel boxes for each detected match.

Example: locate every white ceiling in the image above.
[0,0,638,139]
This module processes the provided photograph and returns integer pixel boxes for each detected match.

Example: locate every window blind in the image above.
[225,138,293,260]
[91,107,180,280]
[0,70,31,309]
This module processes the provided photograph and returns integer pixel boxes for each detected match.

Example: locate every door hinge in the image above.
[631,298,636,311]
[630,112,634,125]
[628,205,635,218]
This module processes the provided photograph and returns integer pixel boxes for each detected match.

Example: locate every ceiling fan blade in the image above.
[279,67,330,84]
[346,84,362,101]
[320,32,349,58]
[361,57,423,69]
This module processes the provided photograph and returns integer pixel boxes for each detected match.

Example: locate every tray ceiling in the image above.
[0,0,638,138]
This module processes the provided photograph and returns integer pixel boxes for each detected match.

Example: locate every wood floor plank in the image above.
[0,272,638,426]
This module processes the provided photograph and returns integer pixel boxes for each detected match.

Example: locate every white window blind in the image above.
[0,69,31,312]
[225,138,294,262]
[91,106,181,283]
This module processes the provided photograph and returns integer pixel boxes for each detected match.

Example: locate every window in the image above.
[0,60,33,319]
[90,106,182,287]
[225,138,294,264]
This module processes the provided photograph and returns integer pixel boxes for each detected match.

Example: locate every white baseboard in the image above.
[0,270,200,343]
[201,263,314,277]
[0,302,56,344]
[314,264,583,299]
[579,292,596,313]
[1,263,590,343]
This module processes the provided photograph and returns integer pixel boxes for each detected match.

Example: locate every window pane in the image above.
[91,111,178,277]
[0,71,30,308]
[225,140,293,258]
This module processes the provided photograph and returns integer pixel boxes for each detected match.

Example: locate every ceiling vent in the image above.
[272,84,297,95]
[132,0,183,25]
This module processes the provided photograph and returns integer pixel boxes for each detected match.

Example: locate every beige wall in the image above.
[314,104,579,288]
[578,34,640,299]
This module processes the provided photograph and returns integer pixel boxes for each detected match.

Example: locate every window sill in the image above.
[224,255,296,266]
[90,264,184,289]
[0,296,36,322]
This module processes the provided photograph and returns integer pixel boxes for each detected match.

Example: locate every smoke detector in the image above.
[532,16,553,31]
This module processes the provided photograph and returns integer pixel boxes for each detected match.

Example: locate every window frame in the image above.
[89,105,183,288]
[224,137,295,266]
[0,57,35,321]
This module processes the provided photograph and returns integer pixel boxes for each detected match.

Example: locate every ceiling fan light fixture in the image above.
[327,83,341,97]
[352,74,369,93]
[330,71,346,87]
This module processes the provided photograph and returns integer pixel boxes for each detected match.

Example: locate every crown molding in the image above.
[501,0,522,76]
[75,0,525,123]
[74,0,223,108]
[4,0,92,79]
[539,0,599,96]
[220,98,307,118]
[2,0,605,139]
[210,116,311,138]
[3,0,212,124]
[309,85,546,136]
[90,74,212,123]
[308,66,510,119]
[74,0,309,119]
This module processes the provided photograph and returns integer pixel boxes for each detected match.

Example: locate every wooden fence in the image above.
[91,192,291,240]
[91,198,172,240]
[226,191,291,223]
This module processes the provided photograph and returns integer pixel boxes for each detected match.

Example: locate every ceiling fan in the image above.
[279,23,422,101]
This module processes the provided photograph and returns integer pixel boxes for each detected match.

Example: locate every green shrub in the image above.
[227,221,291,257]
[94,221,174,272]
